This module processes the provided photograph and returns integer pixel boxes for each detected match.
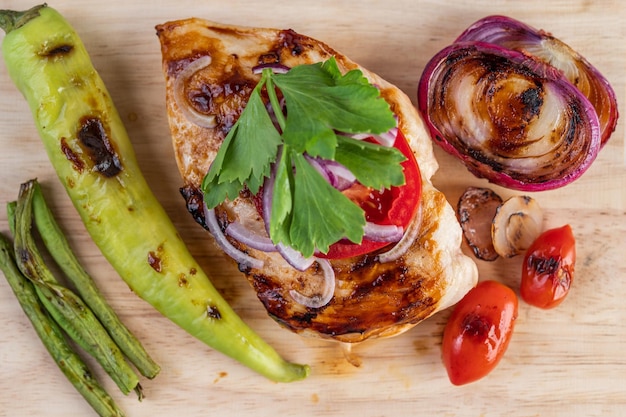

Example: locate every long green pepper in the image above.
[0,4,309,382]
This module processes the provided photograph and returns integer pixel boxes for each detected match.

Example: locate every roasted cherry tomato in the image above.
[442,280,518,385]
[520,224,576,309]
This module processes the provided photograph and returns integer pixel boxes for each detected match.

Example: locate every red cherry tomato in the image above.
[442,280,518,385]
[520,224,576,309]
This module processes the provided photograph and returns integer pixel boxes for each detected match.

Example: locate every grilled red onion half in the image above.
[455,15,618,146]
[417,41,601,191]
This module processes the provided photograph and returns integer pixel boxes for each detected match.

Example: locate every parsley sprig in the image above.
[202,58,406,257]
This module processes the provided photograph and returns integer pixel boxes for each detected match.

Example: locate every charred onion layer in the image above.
[417,16,617,191]
[455,15,618,146]
[418,41,601,191]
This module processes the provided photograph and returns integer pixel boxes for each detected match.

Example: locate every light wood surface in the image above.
[1,1,624,416]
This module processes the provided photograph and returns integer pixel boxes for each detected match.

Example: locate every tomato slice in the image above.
[520,225,576,309]
[442,280,518,385]
[318,129,422,259]
[250,129,421,260]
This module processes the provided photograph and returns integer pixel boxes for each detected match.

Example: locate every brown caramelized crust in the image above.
[251,187,450,341]
[157,18,478,342]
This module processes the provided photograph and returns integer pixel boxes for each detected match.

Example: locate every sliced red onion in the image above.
[261,162,315,271]
[203,204,264,270]
[377,204,423,264]
[305,156,356,191]
[456,15,618,146]
[348,133,371,140]
[341,124,398,148]
[417,41,601,191]
[265,97,286,122]
[323,160,356,191]
[173,55,217,128]
[289,258,335,309]
[225,221,277,252]
[261,162,277,231]
[304,155,332,184]
[363,222,404,242]
[277,243,315,271]
[252,63,291,74]
[372,126,399,147]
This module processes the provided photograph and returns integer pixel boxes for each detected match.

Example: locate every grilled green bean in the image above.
[6,200,16,235]
[0,4,308,382]
[31,180,160,379]
[0,233,126,417]
[12,180,142,397]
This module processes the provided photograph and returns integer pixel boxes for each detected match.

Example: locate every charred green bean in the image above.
[31,180,160,379]
[0,232,126,417]
[13,180,142,397]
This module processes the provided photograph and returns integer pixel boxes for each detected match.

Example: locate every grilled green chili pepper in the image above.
[31,179,160,380]
[0,4,309,382]
[12,180,143,397]
[0,233,126,417]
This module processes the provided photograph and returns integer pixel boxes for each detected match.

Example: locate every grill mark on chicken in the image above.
[179,181,444,337]
[180,184,206,227]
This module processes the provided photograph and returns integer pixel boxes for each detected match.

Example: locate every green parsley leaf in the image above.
[268,148,295,246]
[201,58,406,257]
[270,149,365,256]
[202,82,282,208]
[273,57,396,158]
[335,135,406,190]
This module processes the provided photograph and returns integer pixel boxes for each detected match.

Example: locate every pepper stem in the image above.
[0,4,46,34]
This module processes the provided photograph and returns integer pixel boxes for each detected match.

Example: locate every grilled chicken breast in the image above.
[156,18,478,343]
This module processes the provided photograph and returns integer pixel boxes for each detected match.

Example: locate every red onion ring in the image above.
[261,158,315,271]
[225,221,277,252]
[304,155,332,183]
[363,222,404,242]
[173,55,217,128]
[203,203,264,270]
[372,126,399,147]
[288,258,336,309]
[252,63,291,74]
[343,125,398,148]
[377,203,423,263]
[225,218,314,270]
[324,160,356,191]
[277,243,315,271]
[306,156,356,191]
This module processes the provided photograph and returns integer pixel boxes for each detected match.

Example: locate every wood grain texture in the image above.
[0,1,624,416]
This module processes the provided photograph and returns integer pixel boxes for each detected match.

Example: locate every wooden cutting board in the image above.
[1,1,624,416]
